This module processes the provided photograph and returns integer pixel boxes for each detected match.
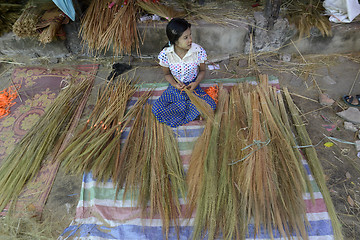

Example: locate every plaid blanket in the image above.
[59,77,334,240]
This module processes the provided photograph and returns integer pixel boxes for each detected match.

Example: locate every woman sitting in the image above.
[152,18,216,127]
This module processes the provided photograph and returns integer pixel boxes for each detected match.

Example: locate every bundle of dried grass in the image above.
[228,81,312,239]
[187,77,316,239]
[0,2,23,36]
[80,0,140,56]
[12,5,43,38]
[174,1,252,26]
[38,23,59,44]
[38,8,69,44]
[79,0,120,54]
[0,210,70,239]
[137,1,185,20]
[101,0,140,56]
[186,86,229,239]
[59,77,139,182]
[120,104,186,239]
[0,78,93,214]
[184,87,215,121]
[285,0,332,38]
[283,87,343,240]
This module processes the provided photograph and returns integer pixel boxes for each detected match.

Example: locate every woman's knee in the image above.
[173,102,187,112]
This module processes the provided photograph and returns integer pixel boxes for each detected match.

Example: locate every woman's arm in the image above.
[162,67,185,90]
[187,63,206,91]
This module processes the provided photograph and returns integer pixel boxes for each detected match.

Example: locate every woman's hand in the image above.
[186,82,198,91]
[175,82,185,90]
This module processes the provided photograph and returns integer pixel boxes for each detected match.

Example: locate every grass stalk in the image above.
[283,87,343,240]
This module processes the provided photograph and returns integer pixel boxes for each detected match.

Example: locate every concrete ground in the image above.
[1,2,360,239]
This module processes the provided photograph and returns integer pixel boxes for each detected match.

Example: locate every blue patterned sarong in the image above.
[152,83,216,127]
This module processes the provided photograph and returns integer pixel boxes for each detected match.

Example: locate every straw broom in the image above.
[259,74,312,197]
[214,86,243,240]
[121,103,186,239]
[120,100,150,201]
[80,0,140,56]
[186,87,229,240]
[257,86,309,239]
[100,0,140,56]
[113,90,153,190]
[79,0,120,55]
[59,77,138,182]
[226,80,310,239]
[221,84,251,240]
[283,87,343,240]
[186,84,247,239]
[234,84,306,239]
[0,78,93,214]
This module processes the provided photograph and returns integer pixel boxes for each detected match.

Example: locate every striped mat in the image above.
[59,78,334,240]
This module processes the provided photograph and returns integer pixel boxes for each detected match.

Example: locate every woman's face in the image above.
[175,28,192,50]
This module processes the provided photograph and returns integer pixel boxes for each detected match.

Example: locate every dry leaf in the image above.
[346,172,351,179]
[347,195,355,207]
[324,174,330,181]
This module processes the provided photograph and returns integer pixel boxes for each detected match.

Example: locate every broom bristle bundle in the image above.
[137,1,185,21]
[0,78,93,214]
[185,76,333,239]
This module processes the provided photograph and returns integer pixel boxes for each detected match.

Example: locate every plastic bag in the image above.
[324,0,360,23]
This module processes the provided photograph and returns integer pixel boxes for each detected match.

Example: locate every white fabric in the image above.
[324,0,360,22]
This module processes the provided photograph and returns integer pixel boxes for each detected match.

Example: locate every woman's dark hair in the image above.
[163,18,191,49]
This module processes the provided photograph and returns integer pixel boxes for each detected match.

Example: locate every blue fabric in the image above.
[152,83,216,128]
[52,0,75,21]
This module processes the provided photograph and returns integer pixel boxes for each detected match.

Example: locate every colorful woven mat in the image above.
[0,64,98,216]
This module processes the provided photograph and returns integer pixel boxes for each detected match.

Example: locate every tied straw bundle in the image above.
[0,1,23,36]
[80,0,140,56]
[12,5,43,38]
[186,86,230,240]
[233,79,309,239]
[284,87,343,240]
[38,8,69,44]
[59,77,143,183]
[79,0,120,54]
[0,78,94,214]
[286,0,332,38]
[101,0,140,56]
[137,0,186,21]
[120,104,186,239]
[186,76,318,240]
